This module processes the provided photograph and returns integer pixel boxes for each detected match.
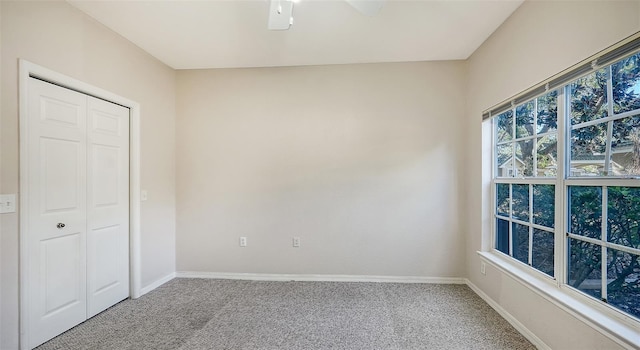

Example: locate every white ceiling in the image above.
[68,0,523,70]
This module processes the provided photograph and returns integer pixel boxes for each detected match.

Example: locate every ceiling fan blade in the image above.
[344,0,385,16]
[268,0,294,30]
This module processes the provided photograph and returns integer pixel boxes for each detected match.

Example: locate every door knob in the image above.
[57,223,65,229]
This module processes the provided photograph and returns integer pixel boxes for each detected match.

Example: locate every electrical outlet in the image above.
[239,236,247,247]
[481,262,486,275]
[0,194,16,214]
[292,237,300,248]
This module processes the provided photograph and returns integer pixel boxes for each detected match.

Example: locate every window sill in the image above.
[477,251,640,349]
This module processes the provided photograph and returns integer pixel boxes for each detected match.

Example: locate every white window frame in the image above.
[485,55,640,348]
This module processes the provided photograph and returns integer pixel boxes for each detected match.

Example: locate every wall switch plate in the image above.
[0,194,16,214]
[292,237,300,248]
[141,190,148,201]
[481,262,486,275]
[239,236,247,247]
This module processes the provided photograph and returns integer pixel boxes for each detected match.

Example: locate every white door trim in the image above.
[18,59,142,349]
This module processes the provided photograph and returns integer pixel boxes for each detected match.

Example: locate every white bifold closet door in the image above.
[26,78,130,349]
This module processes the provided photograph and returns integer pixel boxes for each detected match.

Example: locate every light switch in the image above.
[0,194,16,214]
[141,190,148,201]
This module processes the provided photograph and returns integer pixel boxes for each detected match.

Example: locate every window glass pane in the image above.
[496,144,514,177]
[606,248,640,319]
[512,223,529,264]
[611,115,640,176]
[570,123,607,177]
[537,91,558,134]
[533,185,555,228]
[536,134,557,177]
[570,69,608,125]
[512,184,529,221]
[568,238,602,299]
[496,218,510,255]
[496,183,510,217]
[496,110,513,143]
[568,186,602,239]
[516,101,534,139]
[607,187,640,249]
[532,229,554,277]
[514,140,534,177]
[612,52,640,114]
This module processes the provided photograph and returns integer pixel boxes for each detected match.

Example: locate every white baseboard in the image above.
[465,279,551,350]
[139,272,176,296]
[176,271,466,284]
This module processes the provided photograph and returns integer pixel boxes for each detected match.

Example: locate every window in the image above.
[494,91,558,278]
[567,185,640,318]
[492,51,640,322]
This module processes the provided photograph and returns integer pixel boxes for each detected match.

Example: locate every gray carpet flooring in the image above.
[36,278,535,350]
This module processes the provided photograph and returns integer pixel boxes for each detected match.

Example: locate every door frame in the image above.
[18,59,142,349]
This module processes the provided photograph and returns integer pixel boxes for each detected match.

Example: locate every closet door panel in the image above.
[86,96,130,318]
[27,78,88,349]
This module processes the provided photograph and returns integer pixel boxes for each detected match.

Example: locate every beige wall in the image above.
[0,2,3,348]
[0,2,176,348]
[176,62,467,277]
[465,1,640,349]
